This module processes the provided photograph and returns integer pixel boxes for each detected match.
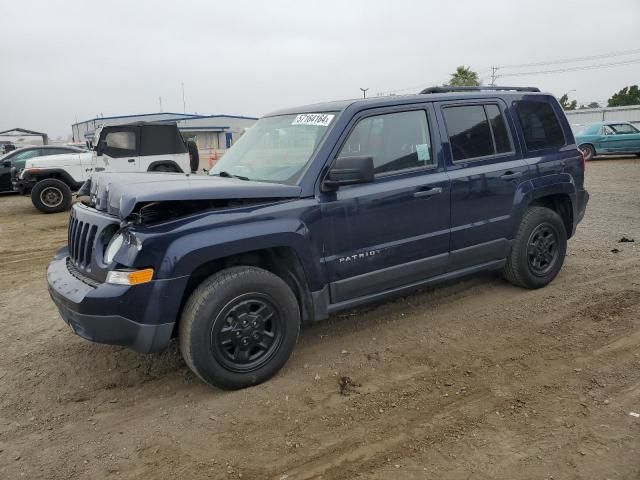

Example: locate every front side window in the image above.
[515,101,565,150]
[609,123,639,134]
[338,110,433,175]
[102,131,137,158]
[210,113,336,184]
[443,104,512,161]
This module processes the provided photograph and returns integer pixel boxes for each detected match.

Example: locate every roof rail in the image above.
[420,86,540,94]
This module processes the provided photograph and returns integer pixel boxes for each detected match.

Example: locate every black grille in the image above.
[68,210,98,269]
[66,258,100,288]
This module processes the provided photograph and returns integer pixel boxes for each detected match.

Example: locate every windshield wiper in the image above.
[214,170,250,181]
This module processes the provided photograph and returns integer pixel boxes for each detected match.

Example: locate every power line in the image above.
[498,48,640,69]
[499,58,640,77]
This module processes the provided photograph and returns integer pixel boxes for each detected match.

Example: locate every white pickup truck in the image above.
[12,123,199,213]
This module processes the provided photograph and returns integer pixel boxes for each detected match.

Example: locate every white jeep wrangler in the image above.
[13,123,199,213]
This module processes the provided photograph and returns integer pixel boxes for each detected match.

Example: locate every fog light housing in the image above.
[106,268,154,285]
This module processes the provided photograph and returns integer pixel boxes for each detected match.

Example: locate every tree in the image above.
[558,94,577,111]
[447,66,480,87]
[607,85,640,107]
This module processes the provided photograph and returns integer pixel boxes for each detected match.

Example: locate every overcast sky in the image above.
[1,0,639,139]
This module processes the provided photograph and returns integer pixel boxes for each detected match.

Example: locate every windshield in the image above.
[209,113,337,184]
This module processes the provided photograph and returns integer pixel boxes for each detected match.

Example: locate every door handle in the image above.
[128,158,136,163]
[500,171,523,180]
[414,186,443,198]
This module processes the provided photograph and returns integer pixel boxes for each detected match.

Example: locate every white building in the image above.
[564,105,640,131]
[72,112,257,166]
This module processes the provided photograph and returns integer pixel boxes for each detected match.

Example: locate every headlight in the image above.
[104,232,125,264]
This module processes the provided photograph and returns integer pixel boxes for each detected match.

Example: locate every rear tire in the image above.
[186,140,200,172]
[151,164,176,172]
[31,178,72,213]
[503,206,567,289]
[179,266,300,390]
[580,144,596,161]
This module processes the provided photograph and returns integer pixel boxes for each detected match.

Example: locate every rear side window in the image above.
[443,104,512,161]
[140,125,187,155]
[515,101,565,150]
[338,110,433,175]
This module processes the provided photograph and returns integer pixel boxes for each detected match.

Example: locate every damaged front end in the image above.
[129,198,284,225]
[78,171,303,224]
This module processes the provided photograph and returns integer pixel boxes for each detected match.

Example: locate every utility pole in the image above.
[360,87,369,99]
[159,96,163,112]
[490,66,499,86]
[181,82,186,113]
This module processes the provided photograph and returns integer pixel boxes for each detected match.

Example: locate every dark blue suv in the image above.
[47,86,588,389]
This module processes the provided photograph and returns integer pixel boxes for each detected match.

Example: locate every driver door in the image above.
[603,123,640,153]
[318,106,451,304]
[96,127,140,172]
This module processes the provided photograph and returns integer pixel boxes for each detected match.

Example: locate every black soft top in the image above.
[98,122,187,156]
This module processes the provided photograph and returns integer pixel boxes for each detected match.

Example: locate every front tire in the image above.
[31,178,72,213]
[503,206,567,289]
[179,266,300,390]
[580,144,596,161]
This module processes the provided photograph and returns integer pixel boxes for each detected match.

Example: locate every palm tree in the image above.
[447,66,480,87]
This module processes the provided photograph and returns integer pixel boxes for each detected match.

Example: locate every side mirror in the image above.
[323,156,374,190]
[3,159,11,168]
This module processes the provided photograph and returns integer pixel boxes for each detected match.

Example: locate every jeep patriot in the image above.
[47,86,589,389]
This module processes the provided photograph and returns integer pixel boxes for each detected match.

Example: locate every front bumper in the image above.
[11,176,35,194]
[47,250,184,353]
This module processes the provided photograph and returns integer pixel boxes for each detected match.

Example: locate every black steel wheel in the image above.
[211,294,284,373]
[179,266,300,390]
[503,206,567,289]
[526,223,560,276]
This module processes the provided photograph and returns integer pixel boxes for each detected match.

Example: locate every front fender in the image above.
[155,218,325,290]
[25,168,84,188]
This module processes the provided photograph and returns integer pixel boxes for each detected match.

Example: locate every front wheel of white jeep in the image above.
[31,178,72,213]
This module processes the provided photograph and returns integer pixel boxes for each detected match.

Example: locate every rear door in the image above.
[319,105,451,304]
[437,99,529,271]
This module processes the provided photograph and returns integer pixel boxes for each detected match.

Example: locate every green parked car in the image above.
[575,121,640,160]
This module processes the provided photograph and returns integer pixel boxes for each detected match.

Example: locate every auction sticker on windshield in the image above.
[292,114,335,126]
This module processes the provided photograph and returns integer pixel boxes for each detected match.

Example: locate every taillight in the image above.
[579,149,587,170]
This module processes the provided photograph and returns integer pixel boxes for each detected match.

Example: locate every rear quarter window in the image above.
[515,101,565,150]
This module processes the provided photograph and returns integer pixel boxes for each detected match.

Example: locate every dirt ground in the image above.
[1,158,639,480]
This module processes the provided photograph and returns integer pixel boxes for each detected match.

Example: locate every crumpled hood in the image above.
[87,172,302,218]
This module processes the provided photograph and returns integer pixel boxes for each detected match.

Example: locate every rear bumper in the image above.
[47,250,181,353]
[574,189,589,232]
